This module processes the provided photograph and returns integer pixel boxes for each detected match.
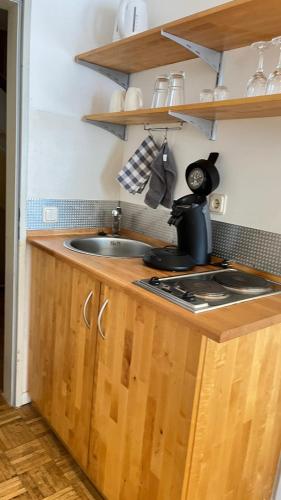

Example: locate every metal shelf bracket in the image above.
[75,57,130,90]
[168,111,216,140]
[84,119,127,141]
[161,30,223,74]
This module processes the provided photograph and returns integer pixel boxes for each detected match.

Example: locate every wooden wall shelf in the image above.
[84,108,178,126]
[76,0,281,74]
[84,95,281,126]
[77,0,281,140]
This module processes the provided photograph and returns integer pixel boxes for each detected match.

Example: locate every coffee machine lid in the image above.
[185,153,220,196]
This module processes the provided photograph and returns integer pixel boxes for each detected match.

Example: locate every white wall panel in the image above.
[27,0,122,200]
[119,0,281,234]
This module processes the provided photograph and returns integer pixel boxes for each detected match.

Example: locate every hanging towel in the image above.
[145,142,177,209]
[117,136,160,194]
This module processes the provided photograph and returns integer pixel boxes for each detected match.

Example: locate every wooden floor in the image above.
[0,396,100,499]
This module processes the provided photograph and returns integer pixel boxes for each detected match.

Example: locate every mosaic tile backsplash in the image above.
[212,221,281,276]
[26,199,118,230]
[27,199,281,275]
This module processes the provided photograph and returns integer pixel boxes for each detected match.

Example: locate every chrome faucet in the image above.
[112,205,122,236]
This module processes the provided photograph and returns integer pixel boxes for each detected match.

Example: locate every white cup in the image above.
[109,89,126,113]
[124,87,144,111]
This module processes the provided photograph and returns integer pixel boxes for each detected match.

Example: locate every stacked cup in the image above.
[109,88,144,112]
[151,75,170,108]
[151,72,186,108]
[166,72,186,106]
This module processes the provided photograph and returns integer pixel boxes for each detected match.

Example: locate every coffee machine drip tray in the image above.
[134,269,281,313]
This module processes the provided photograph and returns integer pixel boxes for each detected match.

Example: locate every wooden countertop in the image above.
[27,229,281,344]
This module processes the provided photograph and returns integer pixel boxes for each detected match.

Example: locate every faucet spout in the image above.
[112,206,122,236]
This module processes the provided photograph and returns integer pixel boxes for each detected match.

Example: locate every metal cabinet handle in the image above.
[83,291,94,329]
[98,299,109,340]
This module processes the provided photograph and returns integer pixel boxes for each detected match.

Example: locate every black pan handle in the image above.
[208,152,219,164]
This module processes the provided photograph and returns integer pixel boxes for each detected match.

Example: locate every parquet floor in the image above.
[0,287,4,391]
[0,396,100,499]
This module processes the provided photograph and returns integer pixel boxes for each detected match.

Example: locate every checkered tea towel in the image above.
[117,136,160,194]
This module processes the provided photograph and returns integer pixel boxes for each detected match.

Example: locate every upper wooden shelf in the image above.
[76,0,281,74]
[84,95,281,126]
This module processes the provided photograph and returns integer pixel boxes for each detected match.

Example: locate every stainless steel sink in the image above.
[64,236,152,258]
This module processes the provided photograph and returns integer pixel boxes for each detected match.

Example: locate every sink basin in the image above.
[64,236,152,258]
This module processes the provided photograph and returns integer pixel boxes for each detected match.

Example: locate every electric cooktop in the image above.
[135,269,281,313]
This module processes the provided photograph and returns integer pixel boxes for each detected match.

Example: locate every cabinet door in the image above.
[87,284,205,500]
[28,246,56,420]
[50,259,100,468]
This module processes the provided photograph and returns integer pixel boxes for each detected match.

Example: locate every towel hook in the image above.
[144,123,184,134]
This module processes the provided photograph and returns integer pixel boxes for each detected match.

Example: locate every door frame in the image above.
[1,0,30,405]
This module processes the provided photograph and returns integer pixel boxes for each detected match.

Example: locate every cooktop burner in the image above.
[135,269,281,313]
[214,270,272,294]
[175,279,230,301]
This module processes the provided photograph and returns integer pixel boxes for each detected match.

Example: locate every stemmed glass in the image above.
[246,41,269,97]
[266,36,281,94]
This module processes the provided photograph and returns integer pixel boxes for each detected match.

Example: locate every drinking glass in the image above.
[151,75,169,108]
[213,85,229,101]
[246,41,269,97]
[266,36,281,94]
[166,71,186,106]
[200,89,214,102]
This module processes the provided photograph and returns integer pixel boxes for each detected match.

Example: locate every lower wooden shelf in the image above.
[83,107,177,126]
[83,95,281,141]
[84,95,281,125]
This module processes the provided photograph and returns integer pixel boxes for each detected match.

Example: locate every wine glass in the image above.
[266,36,281,94]
[246,41,269,97]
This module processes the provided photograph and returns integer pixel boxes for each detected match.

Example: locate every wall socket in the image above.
[43,206,58,223]
[209,194,227,215]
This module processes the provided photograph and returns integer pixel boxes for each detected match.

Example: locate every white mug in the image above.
[109,89,126,113]
[124,87,143,111]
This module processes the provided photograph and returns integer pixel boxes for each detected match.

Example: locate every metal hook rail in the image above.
[144,124,184,133]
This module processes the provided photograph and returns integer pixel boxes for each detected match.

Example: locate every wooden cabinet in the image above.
[87,283,205,500]
[50,259,100,468]
[28,246,281,500]
[29,246,56,421]
[185,327,281,500]
[28,247,100,468]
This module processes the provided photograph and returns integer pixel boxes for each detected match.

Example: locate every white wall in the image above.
[120,0,281,235]
[26,0,281,234]
[147,0,226,25]
[27,0,122,200]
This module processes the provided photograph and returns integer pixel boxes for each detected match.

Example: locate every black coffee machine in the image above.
[143,153,220,271]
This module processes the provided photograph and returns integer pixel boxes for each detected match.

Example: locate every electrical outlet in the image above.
[43,206,58,223]
[209,194,227,215]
